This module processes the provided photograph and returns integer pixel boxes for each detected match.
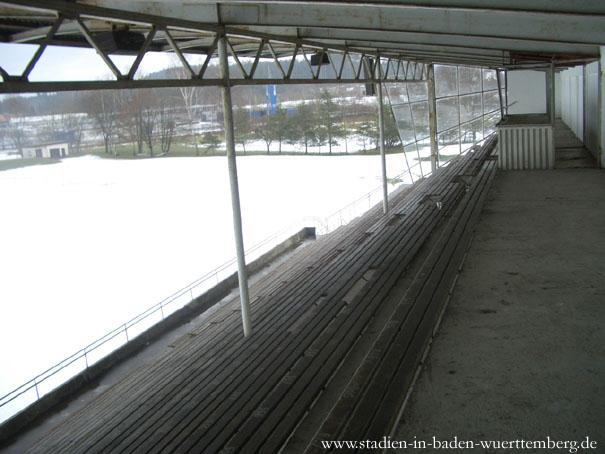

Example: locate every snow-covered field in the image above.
[0,151,20,161]
[0,153,419,421]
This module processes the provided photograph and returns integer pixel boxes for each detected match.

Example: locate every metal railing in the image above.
[0,222,312,422]
[0,175,410,423]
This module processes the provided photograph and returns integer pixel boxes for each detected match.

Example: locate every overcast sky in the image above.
[0,43,184,81]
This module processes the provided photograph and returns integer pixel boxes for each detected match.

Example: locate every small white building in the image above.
[22,142,69,159]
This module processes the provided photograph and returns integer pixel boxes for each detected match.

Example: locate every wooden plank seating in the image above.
[25,137,498,454]
[306,139,498,452]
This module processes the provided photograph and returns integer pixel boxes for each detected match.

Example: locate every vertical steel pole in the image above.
[505,70,509,115]
[219,35,252,337]
[600,46,605,168]
[496,69,505,119]
[427,63,439,173]
[546,62,555,124]
[550,61,557,125]
[376,57,389,214]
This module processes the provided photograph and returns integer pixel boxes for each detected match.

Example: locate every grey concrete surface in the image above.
[555,148,597,169]
[554,120,597,169]
[390,169,605,452]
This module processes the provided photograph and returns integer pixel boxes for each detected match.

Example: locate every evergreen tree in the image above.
[357,104,401,152]
[255,116,274,154]
[358,121,378,151]
[201,131,221,154]
[383,106,402,148]
[233,107,251,154]
[317,89,342,154]
[269,106,290,154]
[290,103,317,154]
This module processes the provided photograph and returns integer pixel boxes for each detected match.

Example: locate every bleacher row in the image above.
[26,137,498,454]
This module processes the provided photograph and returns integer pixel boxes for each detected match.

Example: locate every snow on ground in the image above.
[0,152,412,420]
[235,135,373,154]
[0,151,20,160]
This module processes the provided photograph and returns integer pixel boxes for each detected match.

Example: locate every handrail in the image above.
[0,168,415,423]
[0,222,312,417]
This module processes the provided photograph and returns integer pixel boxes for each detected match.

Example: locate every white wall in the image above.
[560,65,584,140]
[22,147,36,159]
[507,70,546,114]
[584,61,600,159]
[21,143,69,159]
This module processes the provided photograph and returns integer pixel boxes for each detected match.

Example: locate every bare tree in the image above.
[37,114,61,143]
[178,82,201,156]
[85,91,118,155]
[158,99,175,155]
[340,101,352,154]
[115,90,141,155]
[3,96,31,156]
[59,114,84,154]
[6,116,28,157]
[167,63,202,156]
[141,104,158,157]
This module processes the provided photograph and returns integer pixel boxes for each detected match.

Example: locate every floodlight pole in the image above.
[219,35,252,337]
[427,63,439,174]
[376,57,389,215]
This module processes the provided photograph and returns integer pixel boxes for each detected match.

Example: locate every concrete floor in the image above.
[391,169,605,451]
[554,120,598,169]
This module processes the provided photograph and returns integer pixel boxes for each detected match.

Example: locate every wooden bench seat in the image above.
[27,138,498,454]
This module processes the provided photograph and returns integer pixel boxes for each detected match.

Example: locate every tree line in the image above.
[1,77,401,157]
[232,89,401,155]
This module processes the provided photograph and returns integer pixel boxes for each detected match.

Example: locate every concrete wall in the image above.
[507,70,546,114]
[584,61,600,160]
[560,65,584,141]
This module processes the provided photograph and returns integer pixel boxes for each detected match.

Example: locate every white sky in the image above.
[0,43,188,81]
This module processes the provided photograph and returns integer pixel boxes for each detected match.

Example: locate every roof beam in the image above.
[170,0,605,15]
[1,0,602,79]
[295,28,601,58]
[100,2,605,46]
[0,77,424,94]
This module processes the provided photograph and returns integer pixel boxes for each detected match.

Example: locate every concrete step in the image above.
[555,137,585,149]
[555,148,597,169]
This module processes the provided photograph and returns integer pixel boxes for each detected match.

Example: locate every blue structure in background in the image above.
[266,85,277,115]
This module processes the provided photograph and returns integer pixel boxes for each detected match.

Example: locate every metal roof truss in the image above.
[0,0,428,93]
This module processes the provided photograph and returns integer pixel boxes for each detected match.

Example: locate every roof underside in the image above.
[0,0,604,70]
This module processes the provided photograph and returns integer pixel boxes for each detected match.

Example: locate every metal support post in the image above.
[427,64,439,173]
[496,69,505,119]
[219,35,252,337]
[600,46,605,168]
[376,58,389,214]
[547,61,556,124]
